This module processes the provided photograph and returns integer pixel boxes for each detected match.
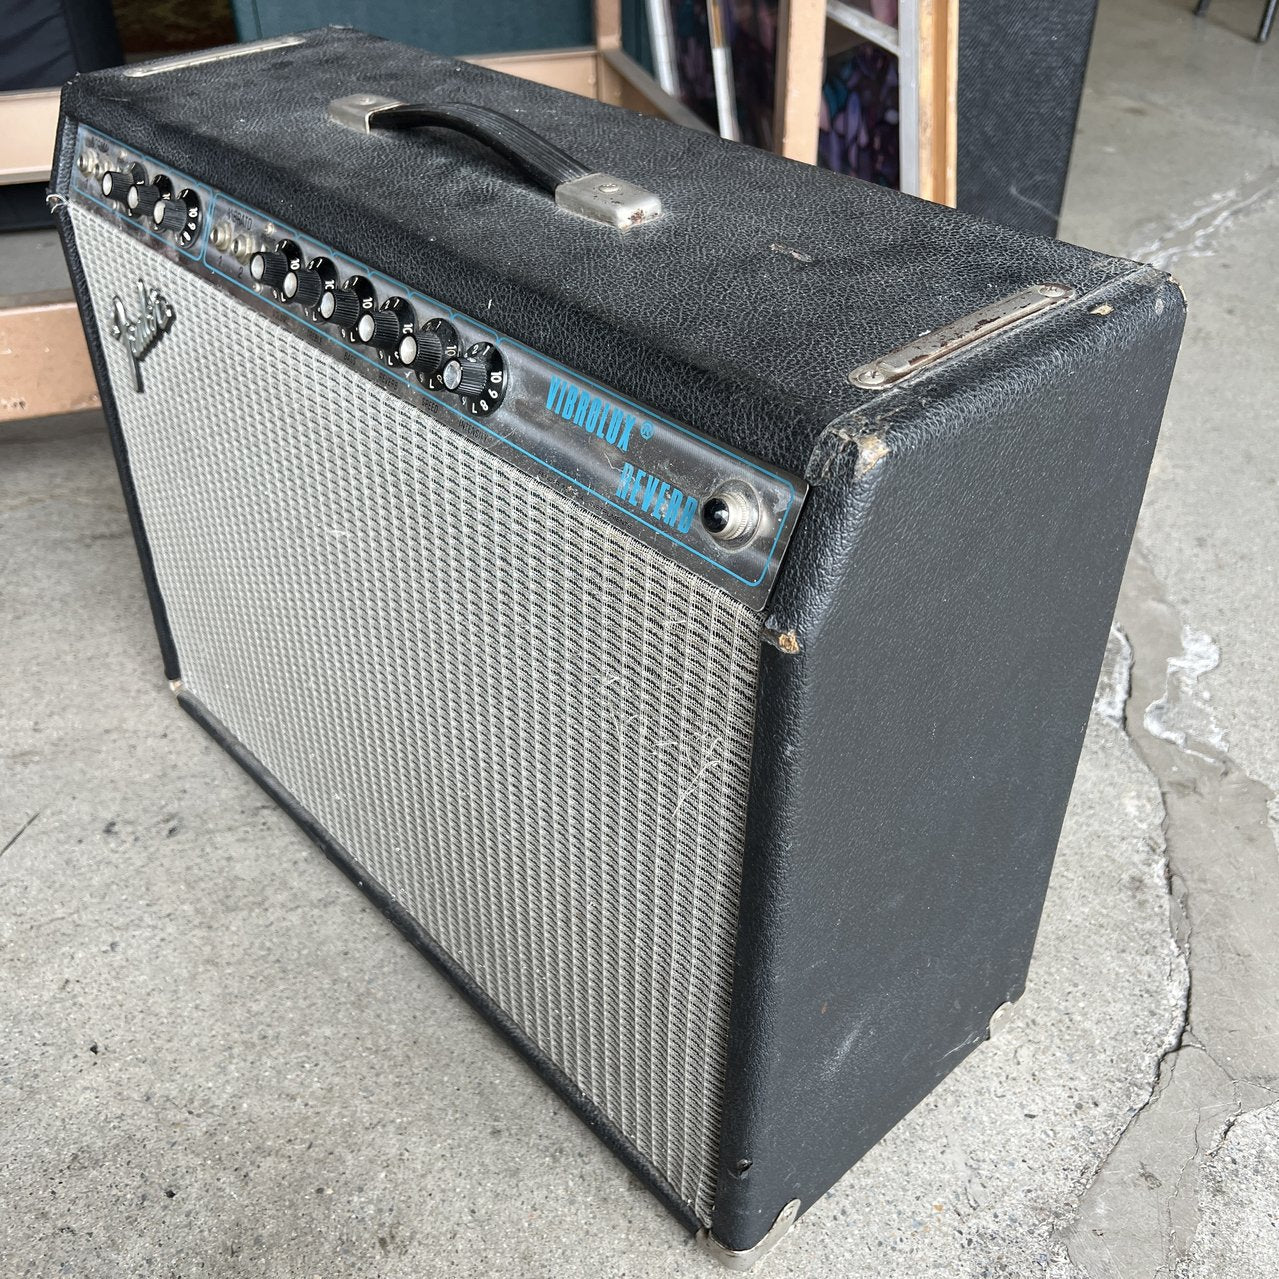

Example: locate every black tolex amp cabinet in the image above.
[53,30,1183,1268]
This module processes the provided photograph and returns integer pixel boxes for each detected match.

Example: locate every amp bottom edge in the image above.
[174,686,704,1239]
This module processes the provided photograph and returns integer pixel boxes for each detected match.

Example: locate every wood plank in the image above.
[465,47,600,100]
[0,296,100,421]
[469,42,709,132]
[915,0,958,205]
[773,0,827,163]
[595,0,623,51]
[597,49,714,131]
[0,89,61,186]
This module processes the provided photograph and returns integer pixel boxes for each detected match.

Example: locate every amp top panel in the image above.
[69,125,807,611]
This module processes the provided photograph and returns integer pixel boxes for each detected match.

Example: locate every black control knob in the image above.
[282,267,325,309]
[249,249,290,290]
[396,327,447,376]
[100,171,134,204]
[442,343,506,414]
[318,285,364,330]
[356,306,404,350]
[128,183,164,219]
[153,197,190,233]
[443,356,490,398]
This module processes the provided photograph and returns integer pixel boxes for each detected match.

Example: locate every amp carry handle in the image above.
[328,94,663,230]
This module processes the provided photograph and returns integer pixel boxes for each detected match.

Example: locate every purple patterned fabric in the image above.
[819,42,901,187]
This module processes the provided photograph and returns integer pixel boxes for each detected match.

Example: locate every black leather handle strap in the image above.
[328,94,662,227]
[367,102,591,193]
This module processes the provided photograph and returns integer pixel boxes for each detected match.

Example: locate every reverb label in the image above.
[614,462,699,533]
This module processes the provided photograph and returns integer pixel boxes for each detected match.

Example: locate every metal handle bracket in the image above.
[849,282,1077,389]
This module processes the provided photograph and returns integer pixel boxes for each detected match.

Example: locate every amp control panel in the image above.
[76,135,206,249]
[69,125,806,609]
[205,212,506,419]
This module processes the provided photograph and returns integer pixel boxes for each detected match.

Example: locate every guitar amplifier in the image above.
[52,30,1183,1267]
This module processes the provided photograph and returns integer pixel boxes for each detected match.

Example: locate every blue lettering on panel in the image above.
[561,376,710,548]
[547,376,651,457]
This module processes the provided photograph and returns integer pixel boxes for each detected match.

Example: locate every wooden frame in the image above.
[0,294,100,421]
[776,0,958,205]
[0,90,100,421]
[910,0,959,205]
[469,45,712,134]
[467,2,712,136]
[0,88,60,184]
[466,46,601,98]
[774,0,828,165]
[479,1,957,206]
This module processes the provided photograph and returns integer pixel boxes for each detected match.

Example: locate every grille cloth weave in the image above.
[74,207,761,1221]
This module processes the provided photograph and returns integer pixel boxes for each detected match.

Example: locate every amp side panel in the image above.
[712,272,1186,1251]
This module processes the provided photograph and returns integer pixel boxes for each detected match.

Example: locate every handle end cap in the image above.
[555,173,663,229]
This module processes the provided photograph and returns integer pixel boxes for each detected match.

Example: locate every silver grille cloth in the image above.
[73,207,760,1221]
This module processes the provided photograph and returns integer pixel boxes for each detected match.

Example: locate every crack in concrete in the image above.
[1095,623,1134,729]
[1128,166,1279,270]
[1142,627,1227,763]
[1,811,40,858]
[1058,546,1279,1278]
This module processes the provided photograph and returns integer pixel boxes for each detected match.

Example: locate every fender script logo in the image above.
[110,280,174,392]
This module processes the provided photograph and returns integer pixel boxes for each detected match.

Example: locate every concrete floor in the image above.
[3,0,1277,1274]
